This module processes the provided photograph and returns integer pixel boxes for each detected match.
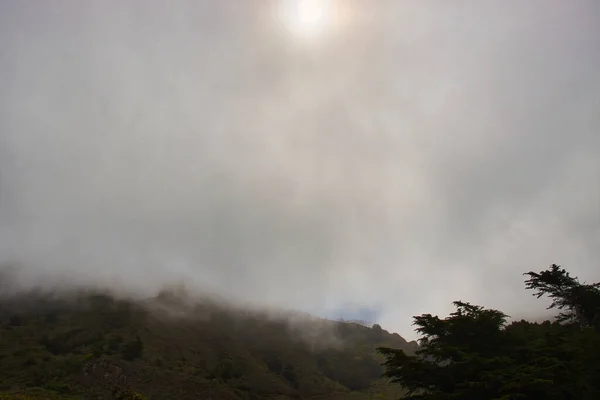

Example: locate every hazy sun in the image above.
[281,0,332,39]
[273,0,353,42]
[297,0,325,26]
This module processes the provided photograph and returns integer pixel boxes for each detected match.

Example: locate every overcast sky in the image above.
[1,1,599,340]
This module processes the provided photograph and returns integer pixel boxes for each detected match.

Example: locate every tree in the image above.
[378,302,521,399]
[378,264,600,399]
[524,264,600,329]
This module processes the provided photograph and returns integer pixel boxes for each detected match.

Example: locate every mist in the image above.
[1,0,599,340]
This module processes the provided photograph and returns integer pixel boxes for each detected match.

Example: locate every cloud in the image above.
[1,0,599,340]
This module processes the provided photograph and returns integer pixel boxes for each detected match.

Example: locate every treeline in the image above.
[378,264,600,399]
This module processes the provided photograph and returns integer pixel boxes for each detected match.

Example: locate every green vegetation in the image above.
[378,264,600,399]
[3,264,596,399]
[0,288,415,399]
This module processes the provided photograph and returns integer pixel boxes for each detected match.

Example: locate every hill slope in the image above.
[0,289,417,399]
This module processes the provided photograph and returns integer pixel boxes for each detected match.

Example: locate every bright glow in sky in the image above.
[297,0,325,26]
[276,0,338,40]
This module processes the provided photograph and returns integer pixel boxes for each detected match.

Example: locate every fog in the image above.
[1,1,599,340]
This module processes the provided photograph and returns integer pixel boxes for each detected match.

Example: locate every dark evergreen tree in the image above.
[524,264,600,329]
[378,264,600,399]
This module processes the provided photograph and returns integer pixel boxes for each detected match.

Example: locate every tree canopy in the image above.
[378,264,600,399]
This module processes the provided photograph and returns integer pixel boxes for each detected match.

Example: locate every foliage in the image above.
[524,263,600,329]
[120,336,144,361]
[0,388,82,400]
[378,264,600,400]
[112,388,148,400]
[0,288,412,400]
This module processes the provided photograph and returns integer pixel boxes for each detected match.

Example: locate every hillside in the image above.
[0,288,418,400]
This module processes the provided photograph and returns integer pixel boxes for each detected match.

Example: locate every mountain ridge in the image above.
[0,286,416,399]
